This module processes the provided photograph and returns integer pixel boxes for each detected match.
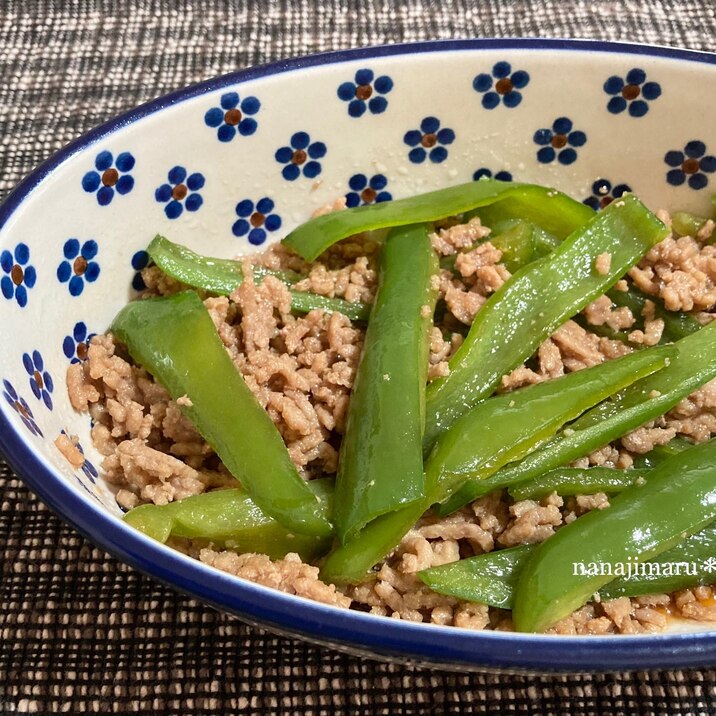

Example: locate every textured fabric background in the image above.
[1,1,716,713]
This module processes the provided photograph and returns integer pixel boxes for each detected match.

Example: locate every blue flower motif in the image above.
[131,250,150,291]
[81,150,135,206]
[604,68,661,117]
[533,117,587,165]
[2,379,42,436]
[57,239,100,297]
[232,198,282,245]
[1,243,36,308]
[155,166,205,219]
[63,322,96,365]
[473,167,513,182]
[22,350,53,410]
[275,132,327,181]
[404,117,455,164]
[345,174,392,208]
[473,61,530,109]
[664,141,716,190]
[337,69,394,118]
[58,429,99,482]
[583,179,632,211]
[204,92,260,142]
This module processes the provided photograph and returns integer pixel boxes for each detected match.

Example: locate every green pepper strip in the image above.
[419,522,716,610]
[513,439,716,632]
[124,478,334,561]
[671,211,709,238]
[424,194,669,451]
[633,436,693,468]
[440,319,716,515]
[420,545,531,609]
[607,284,701,343]
[320,346,670,585]
[507,467,650,501]
[147,235,371,322]
[111,291,332,538]
[333,224,438,543]
[600,525,716,599]
[282,179,594,262]
[440,219,558,275]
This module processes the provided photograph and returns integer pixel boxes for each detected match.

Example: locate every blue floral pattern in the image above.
[604,69,661,117]
[583,179,632,210]
[2,380,42,436]
[82,150,135,205]
[404,117,455,164]
[345,174,391,207]
[337,69,393,117]
[22,351,53,410]
[155,166,205,219]
[473,167,513,182]
[63,322,96,365]
[232,198,282,245]
[1,243,36,308]
[57,239,100,297]
[275,132,327,180]
[664,141,716,190]
[473,61,529,109]
[533,117,587,165]
[131,250,150,291]
[204,92,260,142]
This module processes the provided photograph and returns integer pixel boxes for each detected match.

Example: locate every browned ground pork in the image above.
[66,211,716,634]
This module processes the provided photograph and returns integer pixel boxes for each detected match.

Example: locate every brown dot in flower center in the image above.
[33,370,43,390]
[421,133,437,148]
[682,158,701,174]
[600,196,613,209]
[101,168,119,187]
[292,149,307,165]
[172,184,188,201]
[622,84,640,100]
[11,265,23,286]
[495,77,513,95]
[77,343,88,361]
[551,134,568,149]
[361,187,377,203]
[250,212,265,228]
[15,401,29,419]
[355,84,373,100]
[73,257,88,276]
[224,108,242,126]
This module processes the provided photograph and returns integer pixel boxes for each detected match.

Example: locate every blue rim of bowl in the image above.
[1,39,716,672]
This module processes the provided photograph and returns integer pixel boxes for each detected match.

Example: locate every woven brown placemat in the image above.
[2,1,716,713]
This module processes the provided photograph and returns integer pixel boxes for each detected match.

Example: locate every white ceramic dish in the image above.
[1,39,715,671]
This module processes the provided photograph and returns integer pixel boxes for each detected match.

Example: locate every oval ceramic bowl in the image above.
[1,39,716,672]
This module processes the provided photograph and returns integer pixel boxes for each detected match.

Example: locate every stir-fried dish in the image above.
[64,179,716,634]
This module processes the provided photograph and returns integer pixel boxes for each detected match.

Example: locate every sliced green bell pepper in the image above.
[442,318,716,514]
[633,436,693,468]
[419,545,531,609]
[671,211,709,238]
[283,179,594,262]
[124,478,334,561]
[607,284,701,343]
[111,291,332,537]
[507,467,650,501]
[424,194,669,451]
[334,224,438,543]
[513,439,716,632]
[320,346,670,585]
[426,346,671,496]
[147,235,371,322]
[419,522,716,610]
